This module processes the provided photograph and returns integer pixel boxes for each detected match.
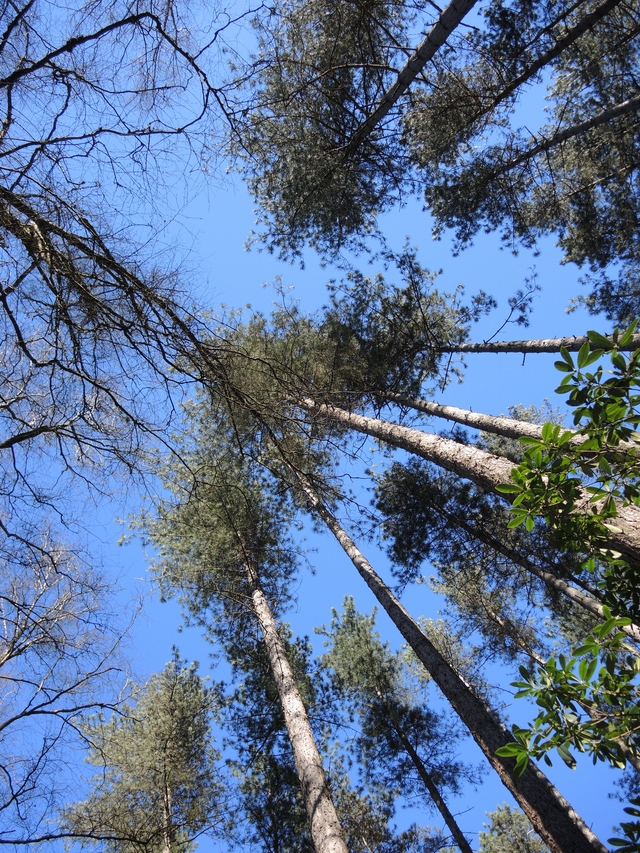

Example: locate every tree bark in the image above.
[439,334,640,354]
[385,392,548,439]
[478,0,625,119]
[385,391,637,455]
[296,479,607,853]
[299,398,640,568]
[244,558,348,853]
[383,704,474,853]
[343,0,477,159]
[449,510,640,640]
[500,93,640,173]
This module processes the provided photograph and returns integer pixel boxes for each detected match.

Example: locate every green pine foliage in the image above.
[62,651,225,853]
[478,804,550,853]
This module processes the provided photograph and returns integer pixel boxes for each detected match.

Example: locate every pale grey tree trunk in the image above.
[344,0,477,158]
[385,392,548,440]
[296,479,607,853]
[299,398,640,569]
[244,558,348,853]
[439,335,640,354]
[385,391,636,454]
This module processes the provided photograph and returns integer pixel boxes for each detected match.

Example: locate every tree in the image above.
[194,300,629,852]
[0,0,245,564]
[234,0,640,319]
[0,539,131,845]
[295,475,607,853]
[319,597,479,853]
[140,415,349,853]
[62,650,225,853]
[479,804,551,853]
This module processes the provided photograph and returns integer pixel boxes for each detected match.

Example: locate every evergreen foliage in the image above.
[62,651,225,853]
[235,0,640,320]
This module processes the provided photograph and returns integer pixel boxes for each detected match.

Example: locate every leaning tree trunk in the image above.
[344,0,477,158]
[244,557,348,853]
[299,398,640,569]
[380,696,473,853]
[438,334,640,354]
[384,392,636,454]
[296,479,607,853]
[426,490,640,642]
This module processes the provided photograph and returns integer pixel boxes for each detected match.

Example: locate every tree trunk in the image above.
[385,392,549,440]
[382,700,474,853]
[300,397,640,568]
[439,334,640,354]
[424,491,640,642]
[244,558,348,853]
[498,93,640,175]
[344,0,477,159]
[480,0,624,119]
[385,391,637,454]
[296,479,607,853]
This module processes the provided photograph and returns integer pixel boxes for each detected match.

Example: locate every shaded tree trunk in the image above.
[380,697,473,853]
[478,0,625,120]
[244,557,348,853]
[413,482,640,642]
[299,397,640,568]
[295,478,607,853]
[344,0,477,158]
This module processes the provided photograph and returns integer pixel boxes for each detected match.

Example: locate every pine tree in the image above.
[62,651,225,853]
[319,597,478,853]
[479,804,551,853]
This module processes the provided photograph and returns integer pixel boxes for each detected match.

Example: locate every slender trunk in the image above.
[243,558,348,853]
[496,93,640,175]
[343,0,477,159]
[386,392,547,440]
[480,0,624,119]
[296,479,607,853]
[385,391,636,454]
[162,779,172,853]
[299,397,640,568]
[439,334,640,354]
[382,700,474,853]
[425,490,640,641]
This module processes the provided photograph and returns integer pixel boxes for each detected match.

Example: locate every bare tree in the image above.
[0,535,132,845]
[0,0,251,550]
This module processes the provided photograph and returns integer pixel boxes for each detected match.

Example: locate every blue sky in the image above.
[90,170,631,849]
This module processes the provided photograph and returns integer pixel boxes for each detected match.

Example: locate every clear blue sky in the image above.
[90,170,629,850]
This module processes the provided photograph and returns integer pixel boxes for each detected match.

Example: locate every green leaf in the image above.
[559,346,575,367]
[620,321,638,346]
[587,330,614,350]
[495,743,524,758]
[495,483,522,494]
[556,744,577,769]
[577,340,591,368]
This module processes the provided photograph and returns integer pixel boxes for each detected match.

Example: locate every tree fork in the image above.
[296,479,607,853]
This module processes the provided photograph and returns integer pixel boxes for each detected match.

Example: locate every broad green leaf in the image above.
[559,346,575,367]
[587,330,614,350]
[577,340,591,368]
[495,483,521,494]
